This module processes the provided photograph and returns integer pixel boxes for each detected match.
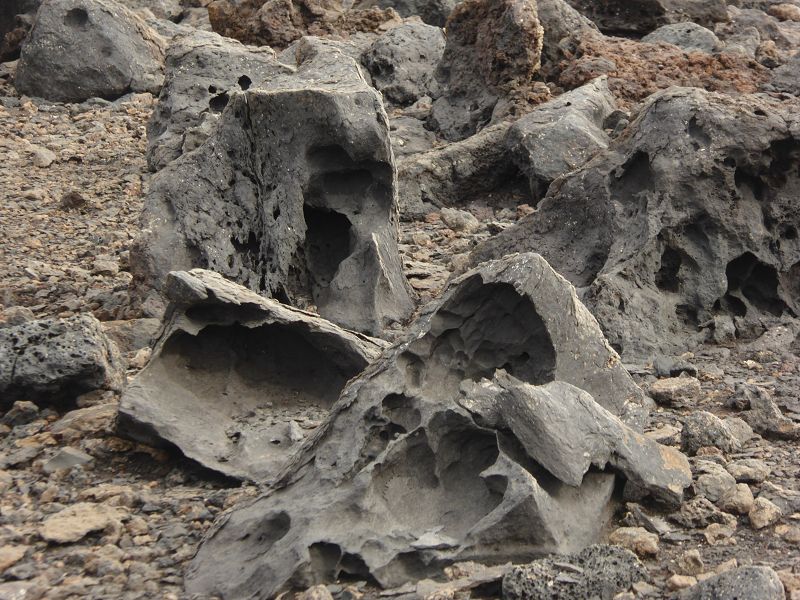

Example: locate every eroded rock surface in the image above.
[118,269,385,481]
[565,0,729,35]
[472,88,800,358]
[15,0,166,102]
[353,0,457,27]
[131,36,416,335]
[185,253,689,598]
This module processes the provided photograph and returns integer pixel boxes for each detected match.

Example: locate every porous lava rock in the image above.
[565,0,728,35]
[353,0,457,26]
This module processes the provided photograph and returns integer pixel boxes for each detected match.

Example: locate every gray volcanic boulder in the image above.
[118,269,386,481]
[131,37,416,336]
[679,566,784,600]
[642,22,722,53]
[146,30,291,171]
[353,0,458,26]
[429,0,544,141]
[565,0,729,35]
[472,88,800,358]
[0,314,125,408]
[185,253,689,599]
[769,51,800,94]
[15,0,165,102]
[361,20,445,107]
[505,76,616,200]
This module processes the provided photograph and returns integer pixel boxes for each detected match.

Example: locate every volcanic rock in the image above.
[118,269,386,481]
[642,22,722,53]
[131,37,416,335]
[471,88,800,358]
[0,314,125,408]
[679,566,785,599]
[185,253,689,598]
[565,0,728,35]
[15,0,166,103]
[353,0,457,26]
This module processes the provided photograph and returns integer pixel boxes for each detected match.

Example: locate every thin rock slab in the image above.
[0,314,125,409]
[118,269,387,482]
[131,36,416,335]
[185,253,683,599]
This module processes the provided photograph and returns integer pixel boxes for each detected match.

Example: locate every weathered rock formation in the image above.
[117,269,386,481]
[353,0,457,27]
[565,0,729,35]
[185,253,690,598]
[131,36,416,335]
[15,0,166,102]
[472,88,800,358]
[0,314,125,407]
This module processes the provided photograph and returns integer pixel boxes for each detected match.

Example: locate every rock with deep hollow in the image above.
[185,253,688,599]
[146,29,292,171]
[360,20,445,108]
[428,0,544,141]
[471,88,800,358]
[0,314,125,409]
[15,0,166,102]
[564,0,729,35]
[353,0,458,27]
[117,269,386,481]
[131,36,416,335]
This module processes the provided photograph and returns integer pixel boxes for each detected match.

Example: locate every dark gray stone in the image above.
[146,29,290,171]
[565,0,729,35]
[740,385,800,439]
[642,22,722,53]
[679,566,784,600]
[471,88,800,359]
[0,314,125,408]
[361,21,444,107]
[185,253,685,599]
[505,76,616,201]
[502,545,648,600]
[1,401,40,427]
[0,0,40,61]
[681,411,741,456]
[15,0,166,102]
[118,269,386,481]
[131,36,416,336]
[770,51,800,94]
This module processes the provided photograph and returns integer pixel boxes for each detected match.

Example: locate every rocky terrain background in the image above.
[0,0,799,598]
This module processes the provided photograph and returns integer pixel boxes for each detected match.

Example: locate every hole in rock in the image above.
[238,75,252,90]
[655,246,682,292]
[723,253,788,316]
[303,205,353,300]
[781,225,798,240]
[734,168,765,202]
[687,116,711,147]
[415,279,556,386]
[209,92,230,113]
[64,7,89,28]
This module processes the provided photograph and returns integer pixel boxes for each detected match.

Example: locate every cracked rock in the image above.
[0,314,125,409]
[185,253,687,598]
[15,0,166,102]
[131,37,416,335]
[118,269,386,481]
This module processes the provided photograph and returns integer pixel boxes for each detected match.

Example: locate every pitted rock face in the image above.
[185,254,689,599]
[15,0,165,102]
[117,269,386,481]
[472,88,800,358]
[564,0,728,35]
[131,37,416,336]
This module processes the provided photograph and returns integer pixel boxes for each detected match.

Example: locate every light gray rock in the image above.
[642,22,722,53]
[692,460,737,503]
[15,0,165,102]
[361,21,444,107]
[185,254,684,599]
[770,51,800,94]
[42,447,94,474]
[353,0,457,26]
[502,545,647,600]
[118,269,386,481]
[0,314,125,408]
[471,88,800,358]
[740,385,800,439]
[505,77,616,200]
[536,0,597,67]
[146,29,290,171]
[131,36,416,335]
[679,566,784,600]
[726,458,770,483]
